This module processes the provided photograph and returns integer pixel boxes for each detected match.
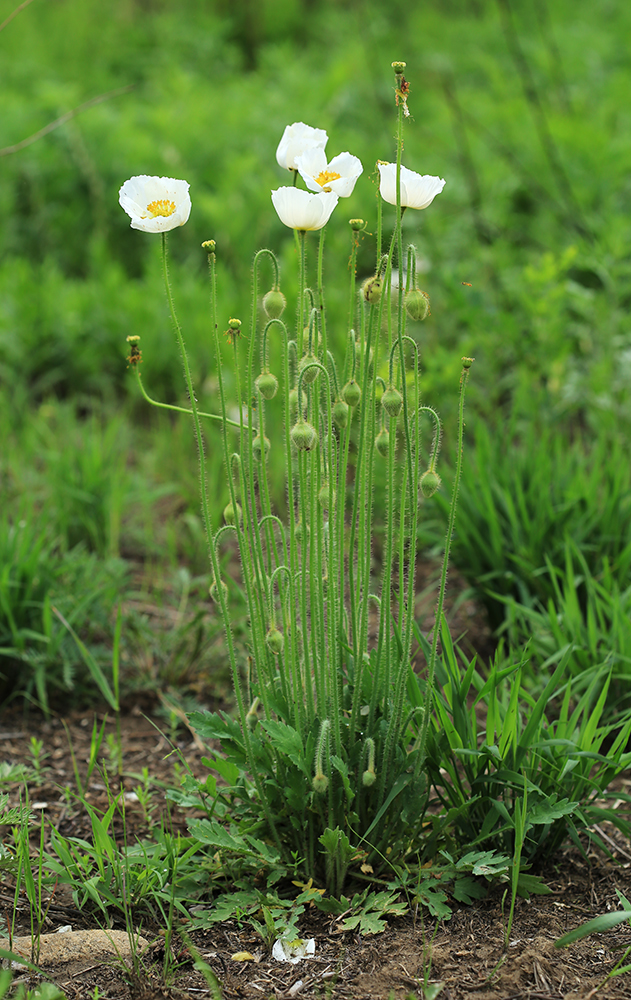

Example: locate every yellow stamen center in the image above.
[314,170,341,189]
[146,199,176,218]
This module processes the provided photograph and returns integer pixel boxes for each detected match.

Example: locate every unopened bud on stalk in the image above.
[265,626,284,656]
[223,502,242,525]
[362,275,383,304]
[318,482,334,510]
[209,579,228,604]
[332,399,349,430]
[291,419,318,451]
[255,371,278,399]
[405,288,430,322]
[262,288,287,319]
[362,736,377,786]
[381,386,403,418]
[252,434,271,461]
[299,352,319,385]
[312,773,329,794]
[342,379,361,408]
[420,469,441,498]
[245,697,260,730]
[375,427,390,457]
[362,768,377,787]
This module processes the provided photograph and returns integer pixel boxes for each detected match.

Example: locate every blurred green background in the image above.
[2,0,631,713]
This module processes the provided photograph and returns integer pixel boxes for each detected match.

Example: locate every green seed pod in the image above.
[228,317,242,331]
[299,352,319,385]
[375,427,390,457]
[342,379,361,408]
[381,386,403,418]
[362,275,383,304]
[252,434,271,461]
[290,419,318,452]
[362,769,377,787]
[265,626,284,656]
[223,502,242,525]
[262,288,287,319]
[404,288,430,322]
[255,371,278,400]
[209,579,228,604]
[332,398,349,430]
[312,773,329,794]
[420,469,441,498]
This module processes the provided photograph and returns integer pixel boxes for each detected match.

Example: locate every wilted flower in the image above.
[271,187,338,231]
[377,162,445,210]
[295,148,363,198]
[118,175,191,233]
[276,122,328,171]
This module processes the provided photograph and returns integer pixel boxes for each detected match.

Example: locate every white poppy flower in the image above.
[377,162,445,210]
[119,175,191,233]
[271,187,339,231]
[276,122,328,172]
[295,148,363,198]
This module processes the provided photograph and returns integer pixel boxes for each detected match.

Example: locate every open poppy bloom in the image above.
[295,148,363,198]
[271,187,339,231]
[377,162,445,210]
[119,175,191,233]
[276,122,328,171]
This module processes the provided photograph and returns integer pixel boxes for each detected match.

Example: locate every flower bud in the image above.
[420,469,441,498]
[362,769,377,787]
[405,288,430,322]
[362,275,383,304]
[265,626,284,655]
[381,386,403,418]
[223,502,242,525]
[312,773,328,794]
[252,434,271,461]
[299,352,319,385]
[332,399,349,430]
[209,579,228,604]
[375,427,389,457]
[262,288,287,319]
[342,379,361,408]
[290,419,318,451]
[289,387,308,418]
[255,371,278,400]
[318,483,334,510]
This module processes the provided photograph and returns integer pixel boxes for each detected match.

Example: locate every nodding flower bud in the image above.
[290,419,318,452]
[255,371,278,400]
[362,275,383,304]
[420,469,441,498]
[342,379,361,408]
[223,502,242,525]
[318,483,334,510]
[381,386,403,418]
[262,288,287,319]
[265,626,284,656]
[362,769,377,787]
[245,696,260,730]
[289,387,308,418]
[332,398,350,430]
[375,427,390,457]
[209,579,228,604]
[312,773,329,794]
[405,288,430,322]
[252,434,271,462]
[299,352,319,385]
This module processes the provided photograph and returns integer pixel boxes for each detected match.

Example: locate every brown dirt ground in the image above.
[1,710,631,1000]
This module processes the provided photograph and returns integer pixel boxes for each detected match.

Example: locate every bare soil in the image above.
[2,710,631,1000]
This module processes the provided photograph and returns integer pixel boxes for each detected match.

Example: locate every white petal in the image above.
[378,162,445,210]
[118,175,191,232]
[271,187,338,231]
[276,122,328,171]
